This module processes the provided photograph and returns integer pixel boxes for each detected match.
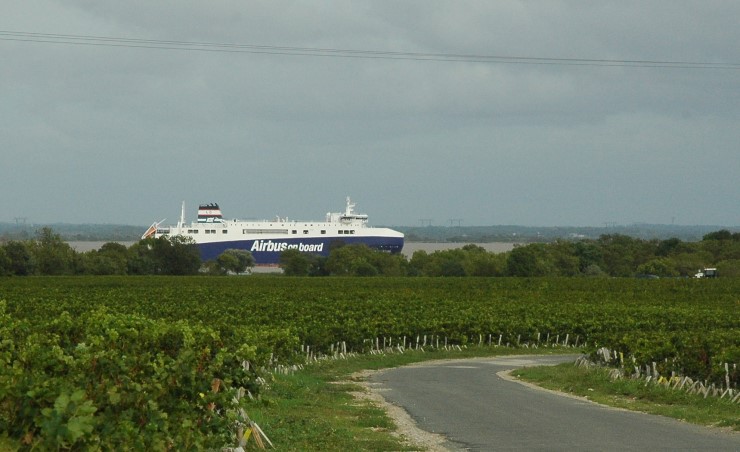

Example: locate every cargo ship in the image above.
[142,197,404,265]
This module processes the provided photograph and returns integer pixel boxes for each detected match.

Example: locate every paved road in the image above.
[368,355,740,451]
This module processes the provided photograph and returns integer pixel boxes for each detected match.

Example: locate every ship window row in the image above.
[188,229,227,234]
[243,229,289,234]
[338,230,356,235]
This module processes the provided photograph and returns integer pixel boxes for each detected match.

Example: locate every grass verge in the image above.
[513,363,739,431]
[242,347,575,451]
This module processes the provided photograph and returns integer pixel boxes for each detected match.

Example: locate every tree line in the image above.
[280,230,740,277]
[1,227,737,277]
[0,227,253,276]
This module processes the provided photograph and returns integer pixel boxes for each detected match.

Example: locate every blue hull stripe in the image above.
[198,236,404,264]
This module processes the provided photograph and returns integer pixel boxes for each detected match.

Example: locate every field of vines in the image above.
[1,276,738,449]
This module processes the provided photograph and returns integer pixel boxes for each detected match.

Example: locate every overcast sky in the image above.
[2,2,739,227]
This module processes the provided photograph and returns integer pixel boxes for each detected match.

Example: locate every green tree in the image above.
[636,258,679,277]
[702,229,734,241]
[597,234,653,277]
[308,256,329,276]
[3,241,36,275]
[439,259,466,277]
[280,248,312,276]
[506,244,553,277]
[458,244,505,277]
[583,263,607,277]
[32,227,76,275]
[325,244,374,276]
[127,236,201,275]
[655,237,683,257]
[409,245,505,277]
[0,246,10,276]
[368,251,408,276]
[716,259,740,277]
[79,251,124,275]
[215,252,239,275]
[465,251,506,276]
[79,242,130,275]
[216,249,255,275]
[699,232,740,263]
[127,239,158,275]
[573,241,603,273]
[353,260,379,277]
[548,240,580,276]
[408,248,468,276]
[408,250,431,276]
[324,244,403,276]
[157,235,201,275]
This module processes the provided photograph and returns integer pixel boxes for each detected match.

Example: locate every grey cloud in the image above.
[1,1,738,227]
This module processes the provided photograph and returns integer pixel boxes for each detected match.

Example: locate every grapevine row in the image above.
[1,276,737,448]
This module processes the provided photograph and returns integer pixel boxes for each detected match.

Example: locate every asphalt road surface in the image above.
[368,355,740,451]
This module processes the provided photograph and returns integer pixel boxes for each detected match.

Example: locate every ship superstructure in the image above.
[143,197,404,265]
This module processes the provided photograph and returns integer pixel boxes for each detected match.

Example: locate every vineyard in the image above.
[1,276,738,449]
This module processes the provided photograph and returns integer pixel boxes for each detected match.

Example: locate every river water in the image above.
[401,242,516,256]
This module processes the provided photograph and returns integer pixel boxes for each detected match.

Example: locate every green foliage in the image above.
[324,244,373,276]
[0,247,9,276]
[573,241,603,272]
[216,249,255,275]
[4,241,35,275]
[279,248,315,276]
[1,303,265,449]
[1,277,738,446]
[703,229,740,241]
[79,242,130,275]
[40,390,97,448]
[506,244,552,276]
[3,227,739,278]
[462,245,507,276]
[31,227,76,275]
[716,259,740,277]
[155,235,202,275]
[597,234,654,277]
[323,244,407,276]
[126,236,201,275]
[656,237,683,256]
[547,241,581,276]
[636,258,679,277]
[408,246,505,277]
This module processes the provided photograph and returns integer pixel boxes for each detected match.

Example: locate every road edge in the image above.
[351,368,453,452]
